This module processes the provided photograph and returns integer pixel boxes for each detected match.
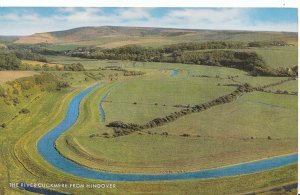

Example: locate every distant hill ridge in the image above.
[14,26,298,46]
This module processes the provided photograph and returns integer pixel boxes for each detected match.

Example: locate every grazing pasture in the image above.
[54,61,297,176]
[45,55,128,70]
[0,28,297,194]
[249,46,298,68]
[0,57,297,194]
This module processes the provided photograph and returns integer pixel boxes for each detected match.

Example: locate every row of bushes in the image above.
[101,66,145,77]
[107,79,294,138]
[260,78,294,89]
[123,70,145,76]
[262,89,297,96]
[248,41,289,47]
[251,66,298,77]
[107,83,255,137]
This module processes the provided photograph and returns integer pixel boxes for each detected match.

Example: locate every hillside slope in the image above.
[15,26,298,48]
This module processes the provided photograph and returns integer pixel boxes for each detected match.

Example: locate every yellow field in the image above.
[22,60,64,68]
[0,71,38,84]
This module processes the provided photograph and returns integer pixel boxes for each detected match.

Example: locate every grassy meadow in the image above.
[53,62,296,176]
[0,61,297,195]
[46,55,129,70]
[250,46,298,68]
[0,29,298,194]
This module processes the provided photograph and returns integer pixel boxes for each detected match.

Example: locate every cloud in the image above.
[115,8,152,20]
[167,8,244,23]
[0,8,297,35]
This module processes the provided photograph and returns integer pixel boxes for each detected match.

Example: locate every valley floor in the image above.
[0,60,297,194]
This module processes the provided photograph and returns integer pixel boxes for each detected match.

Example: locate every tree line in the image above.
[162,40,290,52]
[0,53,21,70]
[68,44,295,77]
[247,41,290,47]
[2,41,296,77]
[0,51,85,71]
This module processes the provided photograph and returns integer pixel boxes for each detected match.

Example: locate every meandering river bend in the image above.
[37,83,297,181]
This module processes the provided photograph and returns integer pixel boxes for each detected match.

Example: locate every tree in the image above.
[64,63,85,71]
[0,53,21,70]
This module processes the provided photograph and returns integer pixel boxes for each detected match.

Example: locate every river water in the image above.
[37,83,297,181]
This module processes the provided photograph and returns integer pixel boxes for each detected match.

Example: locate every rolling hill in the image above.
[14,26,298,48]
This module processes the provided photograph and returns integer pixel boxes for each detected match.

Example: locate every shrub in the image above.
[1,123,6,128]
[181,133,190,137]
[19,108,30,114]
[89,134,96,138]
[57,82,70,90]
[12,88,19,95]
[161,132,168,136]
[19,80,32,90]
[64,63,85,71]
[0,86,6,97]
[13,98,20,105]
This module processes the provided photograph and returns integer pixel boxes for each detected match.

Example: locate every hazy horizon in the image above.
[0,8,298,36]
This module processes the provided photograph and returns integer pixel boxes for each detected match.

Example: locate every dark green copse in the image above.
[0,53,21,70]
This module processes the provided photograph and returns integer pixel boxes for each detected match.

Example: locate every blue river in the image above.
[37,83,297,181]
[98,83,122,123]
[170,69,178,76]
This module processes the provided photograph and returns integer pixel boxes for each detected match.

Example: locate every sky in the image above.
[0,8,298,35]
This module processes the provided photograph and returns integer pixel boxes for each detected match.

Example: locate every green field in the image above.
[45,55,122,70]
[266,79,298,92]
[52,61,297,177]
[0,31,298,194]
[103,75,235,123]
[249,46,298,68]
